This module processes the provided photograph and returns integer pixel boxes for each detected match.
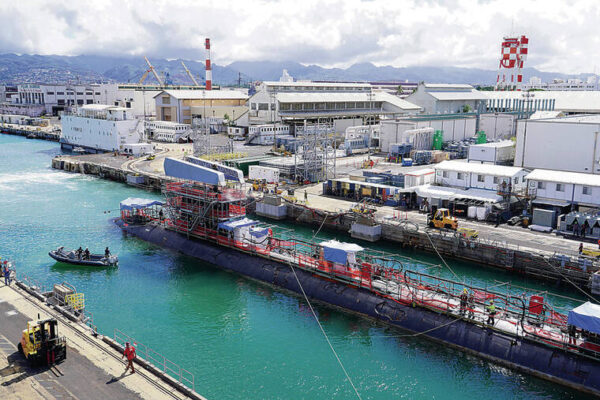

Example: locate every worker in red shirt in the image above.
[122,342,136,374]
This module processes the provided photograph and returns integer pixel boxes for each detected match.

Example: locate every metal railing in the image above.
[113,329,195,391]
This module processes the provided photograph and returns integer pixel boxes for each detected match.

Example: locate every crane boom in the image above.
[181,61,200,87]
[144,56,164,86]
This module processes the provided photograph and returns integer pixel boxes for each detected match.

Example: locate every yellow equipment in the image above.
[18,318,66,367]
[582,249,600,258]
[146,154,156,161]
[457,227,478,239]
[427,208,458,230]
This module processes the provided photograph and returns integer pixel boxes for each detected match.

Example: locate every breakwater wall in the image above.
[1,125,60,141]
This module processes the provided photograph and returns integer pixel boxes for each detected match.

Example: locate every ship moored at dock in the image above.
[115,164,600,397]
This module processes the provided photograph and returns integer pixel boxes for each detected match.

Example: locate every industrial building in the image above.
[433,160,528,192]
[485,91,600,115]
[60,104,143,153]
[380,114,476,152]
[523,76,599,91]
[145,120,190,142]
[248,81,421,127]
[0,83,199,117]
[467,140,515,164]
[526,169,600,209]
[404,83,488,114]
[154,89,248,124]
[514,115,600,174]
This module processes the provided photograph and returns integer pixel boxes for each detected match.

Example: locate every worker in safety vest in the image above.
[459,289,468,315]
[486,300,497,326]
[122,342,136,374]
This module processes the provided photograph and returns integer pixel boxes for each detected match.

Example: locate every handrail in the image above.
[113,329,195,391]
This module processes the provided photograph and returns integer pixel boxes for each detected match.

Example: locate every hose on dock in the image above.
[424,231,460,281]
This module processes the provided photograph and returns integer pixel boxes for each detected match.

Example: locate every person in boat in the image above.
[105,247,110,258]
[76,247,83,260]
[159,209,164,222]
[84,248,90,261]
[459,288,468,315]
[486,300,497,326]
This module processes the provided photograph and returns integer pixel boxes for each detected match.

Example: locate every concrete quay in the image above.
[1,124,60,141]
[0,281,206,400]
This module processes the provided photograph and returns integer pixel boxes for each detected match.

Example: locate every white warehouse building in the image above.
[434,160,528,191]
[515,115,600,174]
[60,104,143,153]
[404,83,488,114]
[526,169,600,209]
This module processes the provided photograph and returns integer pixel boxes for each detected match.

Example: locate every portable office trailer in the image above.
[249,165,280,183]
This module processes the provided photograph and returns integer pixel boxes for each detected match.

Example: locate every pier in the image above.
[1,124,60,141]
[0,279,206,400]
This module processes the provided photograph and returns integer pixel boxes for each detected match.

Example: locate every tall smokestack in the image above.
[205,38,212,91]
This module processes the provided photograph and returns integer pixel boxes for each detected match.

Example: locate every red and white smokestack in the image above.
[205,38,212,91]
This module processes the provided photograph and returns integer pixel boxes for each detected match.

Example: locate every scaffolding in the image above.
[191,123,234,157]
[293,123,337,183]
[163,181,247,237]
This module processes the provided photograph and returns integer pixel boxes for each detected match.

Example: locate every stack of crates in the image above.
[412,150,433,165]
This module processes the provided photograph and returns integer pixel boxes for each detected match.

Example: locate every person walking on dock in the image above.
[122,342,136,374]
[486,300,497,326]
[579,243,584,255]
[2,261,11,286]
[459,288,468,315]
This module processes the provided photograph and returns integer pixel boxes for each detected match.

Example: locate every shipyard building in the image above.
[248,81,421,129]
[154,89,248,125]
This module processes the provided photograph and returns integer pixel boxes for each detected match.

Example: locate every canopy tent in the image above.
[568,302,600,334]
[320,240,363,264]
[217,218,257,231]
[119,198,163,211]
[164,157,226,186]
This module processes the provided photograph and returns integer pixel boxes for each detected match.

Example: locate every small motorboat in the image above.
[49,247,118,267]
[72,147,86,154]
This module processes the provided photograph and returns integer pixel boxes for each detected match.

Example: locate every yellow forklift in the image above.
[427,208,458,230]
[18,317,67,367]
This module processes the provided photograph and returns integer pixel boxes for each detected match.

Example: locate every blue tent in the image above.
[568,302,600,334]
[119,198,163,211]
[320,240,363,264]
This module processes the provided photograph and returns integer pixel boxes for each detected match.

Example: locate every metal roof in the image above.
[427,91,489,101]
[155,90,248,100]
[525,169,600,187]
[486,91,600,113]
[264,81,371,88]
[414,184,502,203]
[424,83,474,89]
[435,160,525,177]
[276,92,421,110]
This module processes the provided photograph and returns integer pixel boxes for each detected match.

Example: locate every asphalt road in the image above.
[0,300,143,400]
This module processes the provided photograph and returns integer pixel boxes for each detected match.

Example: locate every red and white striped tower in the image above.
[205,38,212,91]
[495,35,529,91]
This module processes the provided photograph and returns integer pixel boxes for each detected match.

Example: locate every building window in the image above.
[493,176,499,184]
[57,92,64,95]
[77,100,84,105]
[95,92,100,95]
[583,186,590,195]
[77,92,83,95]
[457,172,464,180]
[162,96,171,104]
[86,100,93,104]
[537,181,546,189]
[477,174,484,182]
[556,183,564,192]
[258,103,269,111]
[47,91,54,95]
[513,177,518,184]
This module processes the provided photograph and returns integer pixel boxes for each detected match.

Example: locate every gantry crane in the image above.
[138,56,164,86]
[181,61,200,87]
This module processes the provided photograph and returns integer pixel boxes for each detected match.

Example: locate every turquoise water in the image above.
[0,134,592,400]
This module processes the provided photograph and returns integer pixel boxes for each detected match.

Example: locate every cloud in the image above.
[0,0,598,74]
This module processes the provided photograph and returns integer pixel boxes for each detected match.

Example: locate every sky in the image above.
[0,0,599,74]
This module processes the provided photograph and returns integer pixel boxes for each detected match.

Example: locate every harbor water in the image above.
[0,134,592,400]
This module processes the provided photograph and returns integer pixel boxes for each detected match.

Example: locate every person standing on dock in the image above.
[486,300,497,326]
[2,261,11,286]
[579,243,584,254]
[122,342,136,374]
[467,292,475,319]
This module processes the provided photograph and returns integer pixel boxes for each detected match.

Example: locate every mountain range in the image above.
[0,53,594,86]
